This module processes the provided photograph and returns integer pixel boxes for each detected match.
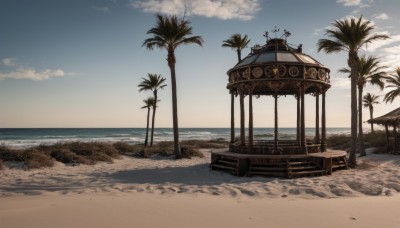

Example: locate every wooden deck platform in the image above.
[210,150,348,178]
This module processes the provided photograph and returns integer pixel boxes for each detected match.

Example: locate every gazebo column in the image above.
[274,93,278,149]
[239,92,246,146]
[230,92,235,144]
[394,125,398,154]
[248,93,254,148]
[315,93,320,144]
[296,93,301,142]
[385,124,390,152]
[300,86,307,154]
[321,90,327,152]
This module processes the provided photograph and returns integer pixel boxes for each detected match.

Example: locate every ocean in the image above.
[0,128,351,149]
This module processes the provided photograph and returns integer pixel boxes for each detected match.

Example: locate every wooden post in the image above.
[296,93,300,142]
[240,92,245,146]
[315,93,320,144]
[321,90,327,152]
[274,93,278,150]
[385,124,390,153]
[394,125,398,154]
[230,92,235,144]
[249,93,253,148]
[301,86,307,154]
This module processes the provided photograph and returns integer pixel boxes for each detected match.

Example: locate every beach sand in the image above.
[1,149,400,227]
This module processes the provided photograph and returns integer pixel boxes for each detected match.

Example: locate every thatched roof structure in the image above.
[368,107,400,126]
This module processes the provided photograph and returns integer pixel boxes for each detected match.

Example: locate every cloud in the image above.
[375,13,389,20]
[92,6,110,12]
[0,68,72,81]
[337,0,372,13]
[0,57,75,81]
[366,33,400,52]
[337,0,362,6]
[330,76,351,89]
[131,0,260,21]
[2,58,17,66]
[378,45,400,68]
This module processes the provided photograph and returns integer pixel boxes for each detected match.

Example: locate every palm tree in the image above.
[384,67,400,103]
[339,55,387,156]
[143,14,203,158]
[222,34,251,63]
[363,93,380,133]
[222,34,251,145]
[317,16,389,167]
[138,73,167,147]
[141,97,156,146]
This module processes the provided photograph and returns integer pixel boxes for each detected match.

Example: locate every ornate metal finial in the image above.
[263,31,269,42]
[271,26,280,38]
[264,27,291,42]
[282,29,291,40]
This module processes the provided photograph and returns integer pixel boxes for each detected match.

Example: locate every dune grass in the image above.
[0,131,391,170]
[0,139,228,170]
[327,130,387,152]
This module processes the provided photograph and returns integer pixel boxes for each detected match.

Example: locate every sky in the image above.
[0,0,400,128]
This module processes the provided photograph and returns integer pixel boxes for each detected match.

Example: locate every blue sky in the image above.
[0,0,399,128]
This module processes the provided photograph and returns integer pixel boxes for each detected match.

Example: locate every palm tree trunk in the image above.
[168,50,181,158]
[349,53,358,167]
[150,91,157,147]
[144,107,150,146]
[236,49,241,63]
[358,86,366,157]
[369,107,374,132]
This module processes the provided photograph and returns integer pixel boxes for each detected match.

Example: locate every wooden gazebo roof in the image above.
[368,107,400,126]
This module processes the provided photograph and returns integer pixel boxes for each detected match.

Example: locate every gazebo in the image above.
[368,107,400,154]
[211,31,348,178]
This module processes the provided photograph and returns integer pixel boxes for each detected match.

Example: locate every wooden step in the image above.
[250,166,287,171]
[218,160,237,165]
[289,170,326,177]
[332,164,347,169]
[211,164,237,171]
[220,156,239,160]
[288,161,313,166]
[250,162,288,166]
[247,171,287,177]
[290,166,317,171]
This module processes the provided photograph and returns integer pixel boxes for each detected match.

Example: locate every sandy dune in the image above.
[1,149,400,227]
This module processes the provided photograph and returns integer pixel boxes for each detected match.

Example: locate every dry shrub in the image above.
[156,141,174,148]
[327,131,388,152]
[371,146,388,154]
[0,144,23,162]
[181,139,228,149]
[363,130,387,148]
[65,142,119,163]
[51,148,92,165]
[327,134,351,150]
[180,146,204,158]
[113,142,142,154]
[22,148,54,169]
[142,146,173,158]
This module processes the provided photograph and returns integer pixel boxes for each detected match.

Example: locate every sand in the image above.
[1,149,400,227]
